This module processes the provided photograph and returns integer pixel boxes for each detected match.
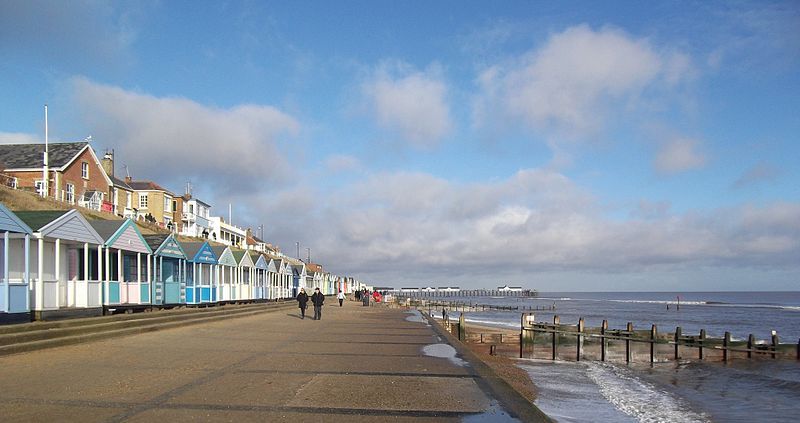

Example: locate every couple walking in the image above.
[296,287,325,320]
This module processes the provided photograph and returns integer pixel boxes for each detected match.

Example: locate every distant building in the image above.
[127,179,176,230]
[497,285,523,292]
[208,216,246,248]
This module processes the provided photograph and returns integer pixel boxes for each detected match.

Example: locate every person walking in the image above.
[296,288,309,319]
[337,290,345,307]
[311,287,325,320]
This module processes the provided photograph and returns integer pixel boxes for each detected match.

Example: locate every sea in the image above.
[432,291,800,422]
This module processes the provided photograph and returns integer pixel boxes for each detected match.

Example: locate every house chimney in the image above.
[101,149,114,177]
[125,175,132,184]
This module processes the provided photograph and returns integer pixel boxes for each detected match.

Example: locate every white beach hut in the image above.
[0,204,33,323]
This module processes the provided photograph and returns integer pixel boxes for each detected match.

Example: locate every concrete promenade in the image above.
[0,300,548,422]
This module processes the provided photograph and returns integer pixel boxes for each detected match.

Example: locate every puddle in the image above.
[404,309,426,323]
[421,343,468,367]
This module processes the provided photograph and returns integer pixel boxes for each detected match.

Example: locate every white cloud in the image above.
[0,132,41,144]
[258,167,799,289]
[70,77,300,193]
[361,62,452,147]
[474,24,693,139]
[655,137,706,173]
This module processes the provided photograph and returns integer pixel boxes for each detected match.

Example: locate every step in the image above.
[0,303,288,346]
[0,301,280,335]
[0,304,293,356]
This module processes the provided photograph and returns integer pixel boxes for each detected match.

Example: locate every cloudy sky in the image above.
[1,1,798,291]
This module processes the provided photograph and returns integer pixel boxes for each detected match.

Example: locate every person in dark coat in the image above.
[296,288,309,319]
[311,287,325,320]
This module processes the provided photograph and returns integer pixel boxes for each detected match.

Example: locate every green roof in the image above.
[13,210,70,231]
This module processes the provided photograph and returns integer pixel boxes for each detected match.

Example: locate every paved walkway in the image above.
[0,300,546,422]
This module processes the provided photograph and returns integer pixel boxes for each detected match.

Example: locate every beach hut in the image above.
[253,252,269,300]
[179,241,217,304]
[291,263,306,297]
[143,233,187,306]
[212,245,238,302]
[232,249,255,301]
[89,219,153,309]
[0,204,33,323]
[14,209,105,319]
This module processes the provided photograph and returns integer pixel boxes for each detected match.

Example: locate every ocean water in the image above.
[429,292,800,422]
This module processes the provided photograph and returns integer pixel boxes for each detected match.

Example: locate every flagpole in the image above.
[42,105,49,198]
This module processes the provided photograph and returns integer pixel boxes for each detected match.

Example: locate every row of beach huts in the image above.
[0,202,364,324]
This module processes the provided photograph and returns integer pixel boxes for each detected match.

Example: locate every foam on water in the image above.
[584,362,709,422]
[521,360,710,423]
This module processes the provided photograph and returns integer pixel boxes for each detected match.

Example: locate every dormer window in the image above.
[81,162,89,179]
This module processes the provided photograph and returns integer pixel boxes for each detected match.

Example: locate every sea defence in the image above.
[0,299,549,422]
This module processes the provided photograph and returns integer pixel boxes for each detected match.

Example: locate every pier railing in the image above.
[394,297,556,313]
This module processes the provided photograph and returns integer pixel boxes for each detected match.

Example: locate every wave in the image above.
[584,362,710,422]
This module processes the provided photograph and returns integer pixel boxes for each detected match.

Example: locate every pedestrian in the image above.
[296,288,309,319]
[337,289,345,307]
[442,307,447,321]
[311,287,325,320]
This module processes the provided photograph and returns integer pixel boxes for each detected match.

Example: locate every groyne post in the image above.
[577,317,584,361]
[699,329,706,360]
[796,338,799,361]
[771,332,779,359]
[723,331,731,362]
[458,313,465,341]
[625,322,633,363]
[600,320,608,362]
[674,326,682,360]
[650,324,657,364]
[552,315,560,360]
[748,334,754,359]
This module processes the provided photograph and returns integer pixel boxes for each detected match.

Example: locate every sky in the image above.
[1,1,798,291]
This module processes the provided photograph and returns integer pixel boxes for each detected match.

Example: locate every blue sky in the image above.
[1,1,798,290]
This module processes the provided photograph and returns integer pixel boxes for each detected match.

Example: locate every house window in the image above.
[81,162,89,179]
[126,193,132,209]
[35,180,45,196]
[139,193,148,209]
[66,183,75,204]
[6,177,17,189]
[164,196,170,211]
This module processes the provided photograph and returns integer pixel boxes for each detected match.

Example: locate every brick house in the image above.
[99,150,136,219]
[0,142,112,211]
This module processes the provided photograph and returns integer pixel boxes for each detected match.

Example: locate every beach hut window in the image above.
[75,250,100,280]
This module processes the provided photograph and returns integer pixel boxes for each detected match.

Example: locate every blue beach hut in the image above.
[143,233,187,306]
[0,203,32,323]
[179,241,217,304]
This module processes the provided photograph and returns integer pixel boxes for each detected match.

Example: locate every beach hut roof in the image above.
[0,203,33,234]
[178,241,217,263]
[143,233,185,258]
[88,219,151,253]
[15,209,104,244]
[14,210,71,232]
